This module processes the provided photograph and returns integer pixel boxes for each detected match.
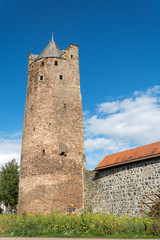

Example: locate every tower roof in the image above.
[36,36,64,60]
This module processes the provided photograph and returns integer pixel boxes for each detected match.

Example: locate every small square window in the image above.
[55,61,58,66]
[59,75,63,80]
[42,62,44,66]
[40,75,43,80]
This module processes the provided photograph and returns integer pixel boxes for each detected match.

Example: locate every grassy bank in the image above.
[0,212,159,238]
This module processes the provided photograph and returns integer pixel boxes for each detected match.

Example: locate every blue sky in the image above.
[0,0,160,169]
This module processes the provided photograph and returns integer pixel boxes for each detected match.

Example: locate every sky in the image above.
[0,0,160,169]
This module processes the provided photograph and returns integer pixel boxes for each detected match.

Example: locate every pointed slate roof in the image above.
[36,37,63,60]
[95,141,160,170]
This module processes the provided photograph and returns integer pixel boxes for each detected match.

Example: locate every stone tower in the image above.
[18,36,86,214]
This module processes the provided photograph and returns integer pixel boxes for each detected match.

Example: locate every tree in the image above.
[0,159,19,209]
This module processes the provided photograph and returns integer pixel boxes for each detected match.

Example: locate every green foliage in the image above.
[0,212,159,237]
[0,159,19,208]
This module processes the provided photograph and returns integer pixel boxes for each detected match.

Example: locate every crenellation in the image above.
[63,44,79,61]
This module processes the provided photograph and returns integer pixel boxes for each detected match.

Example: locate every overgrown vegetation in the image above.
[0,211,159,238]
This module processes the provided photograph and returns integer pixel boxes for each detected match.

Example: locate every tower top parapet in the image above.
[28,36,79,66]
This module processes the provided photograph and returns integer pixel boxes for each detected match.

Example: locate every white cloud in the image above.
[98,101,121,114]
[84,85,160,169]
[85,137,129,153]
[0,132,21,168]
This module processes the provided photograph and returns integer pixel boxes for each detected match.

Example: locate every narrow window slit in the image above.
[30,105,33,111]
[55,61,58,66]
[42,62,44,66]
[59,75,63,80]
[42,149,45,156]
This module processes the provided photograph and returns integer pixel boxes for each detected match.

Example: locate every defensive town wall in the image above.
[84,158,160,216]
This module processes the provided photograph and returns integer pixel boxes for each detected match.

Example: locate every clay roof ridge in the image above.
[95,140,160,170]
[95,151,160,170]
[102,141,160,157]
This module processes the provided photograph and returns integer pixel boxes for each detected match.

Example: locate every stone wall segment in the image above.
[84,158,160,216]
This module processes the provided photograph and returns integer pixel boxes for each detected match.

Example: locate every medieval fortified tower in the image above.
[18,36,87,214]
[18,36,160,216]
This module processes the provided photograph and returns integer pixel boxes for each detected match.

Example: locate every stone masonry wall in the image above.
[84,158,160,216]
[18,44,86,214]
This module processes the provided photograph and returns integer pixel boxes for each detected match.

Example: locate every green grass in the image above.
[0,233,159,238]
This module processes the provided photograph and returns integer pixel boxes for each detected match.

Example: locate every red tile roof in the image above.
[95,141,160,170]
